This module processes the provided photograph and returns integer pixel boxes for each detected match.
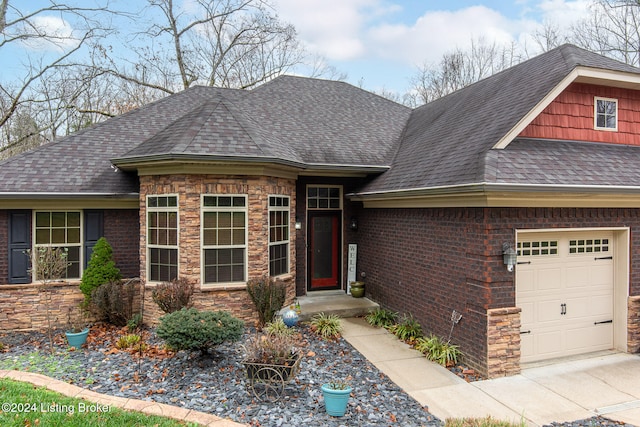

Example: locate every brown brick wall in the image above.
[138,174,296,322]
[0,210,7,283]
[356,206,640,377]
[104,209,140,279]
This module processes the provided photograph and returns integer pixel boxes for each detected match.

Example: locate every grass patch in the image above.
[445,416,526,427]
[0,378,198,426]
[0,351,85,379]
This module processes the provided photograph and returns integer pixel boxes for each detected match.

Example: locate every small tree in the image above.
[246,275,286,328]
[80,237,121,305]
[27,246,70,354]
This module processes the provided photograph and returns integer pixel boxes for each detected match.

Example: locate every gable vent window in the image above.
[594,97,617,131]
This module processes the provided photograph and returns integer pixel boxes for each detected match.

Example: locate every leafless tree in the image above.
[408,38,524,106]
[570,0,640,66]
[95,0,304,95]
[0,1,116,155]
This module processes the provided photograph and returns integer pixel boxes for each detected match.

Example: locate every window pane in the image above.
[35,229,49,244]
[204,212,216,228]
[218,212,231,228]
[67,212,80,227]
[218,229,231,245]
[52,212,66,228]
[67,228,80,243]
[233,229,245,245]
[203,229,217,246]
[51,228,65,244]
[36,212,50,227]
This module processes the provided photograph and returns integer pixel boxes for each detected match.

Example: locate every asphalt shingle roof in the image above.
[2,44,640,198]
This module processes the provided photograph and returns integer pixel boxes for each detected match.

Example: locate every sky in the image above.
[7,0,593,96]
[270,0,592,93]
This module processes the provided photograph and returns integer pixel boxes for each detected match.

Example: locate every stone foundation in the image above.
[486,307,521,378]
[628,296,640,353]
[0,282,90,331]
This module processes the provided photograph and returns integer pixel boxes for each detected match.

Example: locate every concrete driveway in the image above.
[341,317,640,426]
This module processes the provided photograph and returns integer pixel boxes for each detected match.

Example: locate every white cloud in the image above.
[20,15,77,51]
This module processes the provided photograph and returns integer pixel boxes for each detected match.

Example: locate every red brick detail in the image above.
[519,82,640,145]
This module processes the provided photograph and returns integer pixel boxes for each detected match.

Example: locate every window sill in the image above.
[200,283,247,292]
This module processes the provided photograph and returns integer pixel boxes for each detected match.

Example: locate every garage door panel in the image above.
[565,324,612,353]
[517,231,613,364]
[538,267,563,291]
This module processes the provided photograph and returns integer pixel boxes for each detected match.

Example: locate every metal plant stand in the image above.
[243,354,302,402]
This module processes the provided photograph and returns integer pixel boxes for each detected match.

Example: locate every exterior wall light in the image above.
[349,216,358,231]
[502,243,517,272]
[295,216,302,230]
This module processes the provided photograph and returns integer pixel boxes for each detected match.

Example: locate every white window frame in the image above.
[268,195,290,277]
[307,185,342,210]
[147,194,179,283]
[201,194,248,286]
[33,210,83,280]
[594,96,618,131]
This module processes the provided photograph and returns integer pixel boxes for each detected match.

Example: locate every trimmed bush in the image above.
[151,277,194,313]
[91,279,136,327]
[246,275,286,327]
[156,308,244,353]
[80,237,121,305]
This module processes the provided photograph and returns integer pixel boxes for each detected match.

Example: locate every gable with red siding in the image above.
[518,82,640,145]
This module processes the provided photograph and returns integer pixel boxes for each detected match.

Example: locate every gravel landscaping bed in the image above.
[0,324,635,427]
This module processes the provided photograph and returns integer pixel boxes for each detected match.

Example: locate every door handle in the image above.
[561,303,566,315]
[594,256,613,261]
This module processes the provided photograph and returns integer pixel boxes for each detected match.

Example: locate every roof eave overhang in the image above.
[493,66,640,150]
[0,192,140,209]
[349,182,640,208]
[112,153,389,178]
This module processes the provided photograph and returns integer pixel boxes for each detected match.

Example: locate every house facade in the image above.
[2,45,640,377]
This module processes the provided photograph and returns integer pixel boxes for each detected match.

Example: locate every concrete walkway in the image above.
[341,317,640,427]
[0,370,246,427]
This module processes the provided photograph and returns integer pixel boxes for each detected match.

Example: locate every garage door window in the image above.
[517,240,558,256]
[569,238,609,254]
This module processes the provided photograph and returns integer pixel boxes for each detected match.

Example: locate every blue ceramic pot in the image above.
[321,383,352,416]
[65,328,89,348]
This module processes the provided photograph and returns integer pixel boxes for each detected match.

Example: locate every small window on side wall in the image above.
[594,97,617,131]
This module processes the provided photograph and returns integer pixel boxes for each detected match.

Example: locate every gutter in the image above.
[348,182,640,200]
[0,192,140,199]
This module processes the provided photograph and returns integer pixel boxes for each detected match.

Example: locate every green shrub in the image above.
[246,275,286,327]
[309,312,342,340]
[127,313,143,331]
[156,308,244,353]
[151,277,194,313]
[390,313,422,342]
[264,318,295,337]
[80,237,121,305]
[91,279,137,327]
[415,334,462,367]
[365,308,398,328]
[115,334,142,350]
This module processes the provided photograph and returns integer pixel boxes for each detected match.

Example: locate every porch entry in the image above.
[308,212,341,290]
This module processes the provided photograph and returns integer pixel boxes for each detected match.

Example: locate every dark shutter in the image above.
[84,210,104,267]
[8,210,31,284]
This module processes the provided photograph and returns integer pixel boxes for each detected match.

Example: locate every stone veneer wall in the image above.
[0,282,89,331]
[138,174,297,325]
[628,296,640,353]
[486,307,521,377]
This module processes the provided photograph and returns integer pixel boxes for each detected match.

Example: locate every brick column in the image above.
[486,307,521,378]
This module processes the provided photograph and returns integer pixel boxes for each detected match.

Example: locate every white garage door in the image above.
[516,232,614,363]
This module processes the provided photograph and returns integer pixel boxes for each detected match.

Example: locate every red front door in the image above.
[308,213,341,290]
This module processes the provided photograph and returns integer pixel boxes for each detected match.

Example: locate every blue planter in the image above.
[65,328,89,348]
[321,383,352,417]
